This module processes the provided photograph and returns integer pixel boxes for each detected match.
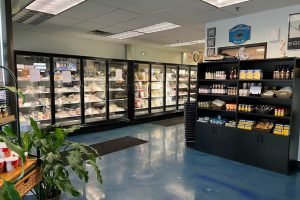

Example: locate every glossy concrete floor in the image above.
[63,121,300,200]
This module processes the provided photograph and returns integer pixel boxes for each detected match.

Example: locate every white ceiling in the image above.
[13,0,300,51]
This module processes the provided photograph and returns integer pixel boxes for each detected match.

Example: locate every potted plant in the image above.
[0,118,102,200]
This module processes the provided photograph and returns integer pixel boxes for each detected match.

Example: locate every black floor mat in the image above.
[63,136,148,161]
[150,117,184,127]
[90,136,148,156]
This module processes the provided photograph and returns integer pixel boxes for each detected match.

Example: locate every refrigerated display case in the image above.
[54,57,81,126]
[16,55,52,131]
[165,65,178,112]
[83,59,106,123]
[108,60,128,120]
[134,63,150,117]
[189,66,197,102]
[151,64,164,114]
[178,66,189,110]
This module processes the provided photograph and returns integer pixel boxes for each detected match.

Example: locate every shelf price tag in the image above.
[62,71,72,83]
[0,90,6,100]
[115,69,123,82]
[29,68,41,82]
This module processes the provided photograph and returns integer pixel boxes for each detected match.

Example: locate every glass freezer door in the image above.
[108,61,128,120]
[54,57,81,126]
[178,66,189,110]
[134,63,150,117]
[165,65,178,112]
[84,59,106,123]
[151,64,164,114]
[16,55,52,131]
[189,67,197,102]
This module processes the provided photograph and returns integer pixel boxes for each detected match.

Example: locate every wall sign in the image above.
[288,13,300,50]
[229,24,251,45]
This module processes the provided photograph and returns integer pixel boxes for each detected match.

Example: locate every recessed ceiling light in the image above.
[26,0,86,15]
[108,31,144,39]
[202,0,250,8]
[166,40,205,47]
[134,22,181,33]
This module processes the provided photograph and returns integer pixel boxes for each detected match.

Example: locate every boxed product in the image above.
[237,120,255,130]
[273,124,290,136]
[239,70,247,80]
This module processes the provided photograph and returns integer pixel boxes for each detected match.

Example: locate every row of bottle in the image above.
[199,84,237,95]
[273,67,294,80]
[204,67,237,80]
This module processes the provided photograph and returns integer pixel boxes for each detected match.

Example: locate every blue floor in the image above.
[62,121,300,200]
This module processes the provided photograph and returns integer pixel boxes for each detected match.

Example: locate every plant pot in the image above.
[47,193,61,200]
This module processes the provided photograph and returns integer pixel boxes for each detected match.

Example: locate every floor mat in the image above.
[63,136,148,160]
[90,136,148,156]
[150,117,184,127]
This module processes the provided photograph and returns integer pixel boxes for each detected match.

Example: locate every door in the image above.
[16,54,52,131]
[178,65,189,110]
[189,66,197,102]
[195,122,214,153]
[165,65,178,112]
[151,64,164,114]
[236,131,260,166]
[134,63,150,117]
[54,57,81,126]
[108,60,128,120]
[83,59,106,123]
[214,126,238,160]
[259,134,289,174]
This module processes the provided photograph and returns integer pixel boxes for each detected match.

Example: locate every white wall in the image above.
[206,4,300,161]
[206,4,300,58]
[13,30,184,64]
[13,30,126,59]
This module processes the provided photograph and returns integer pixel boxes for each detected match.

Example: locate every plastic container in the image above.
[0,158,5,173]
[5,157,19,172]
[0,142,11,158]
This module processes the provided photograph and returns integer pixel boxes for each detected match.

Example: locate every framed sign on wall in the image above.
[288,13,300,50]
[229,24,251,45]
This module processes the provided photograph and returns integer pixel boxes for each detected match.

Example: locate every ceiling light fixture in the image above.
[108,31,144,39]
[26,0,86,15]
[256,48,265,52]
[166,40,205,47]
[134,22,181,33]
[202,0,250,8]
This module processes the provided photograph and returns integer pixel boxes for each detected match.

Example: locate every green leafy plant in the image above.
[22,118,102,199]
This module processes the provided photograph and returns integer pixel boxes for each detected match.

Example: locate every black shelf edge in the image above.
[198,79,238,82]
[198,94,237,97]
[237,111,291,120]
[239,79,293,82]
[198,108,236,114]
[238,96,292,101]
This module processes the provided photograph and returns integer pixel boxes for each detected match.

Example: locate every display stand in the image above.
[195,58,300,174]
[184,102,197,147]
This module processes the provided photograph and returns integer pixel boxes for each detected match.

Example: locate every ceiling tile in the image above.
[89,9,141,26]
[116,16,165,30]
[99,26,130,34]
[123,0,195,15]
[69,22,106,32]
[90,0,140,9]
[59,1,117,20]
[45,16,80,27]
[29,23,66,34]
[13,22,35,31]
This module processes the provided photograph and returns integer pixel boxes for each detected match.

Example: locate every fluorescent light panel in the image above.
[166,40,205,47]
[134,22,180,33]
[202,0,250,8]
[108,31,144,39]
[26,0,86,15]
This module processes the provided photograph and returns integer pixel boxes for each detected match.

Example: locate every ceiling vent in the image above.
[12,9,54,25]
[89,30,112,37]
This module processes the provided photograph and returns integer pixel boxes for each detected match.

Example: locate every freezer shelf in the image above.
[16,55,52,131]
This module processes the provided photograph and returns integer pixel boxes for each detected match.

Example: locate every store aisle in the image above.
[63,122,300,200]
